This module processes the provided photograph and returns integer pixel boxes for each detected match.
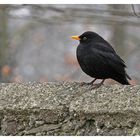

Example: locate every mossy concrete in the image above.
[0,82,140,135]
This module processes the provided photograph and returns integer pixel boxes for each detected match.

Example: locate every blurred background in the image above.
[0,4,140,84]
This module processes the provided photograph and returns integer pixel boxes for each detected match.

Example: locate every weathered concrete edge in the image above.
[0,82,139,114]
[0,82,140,136]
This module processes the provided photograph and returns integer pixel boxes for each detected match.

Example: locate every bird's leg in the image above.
[80,78,97,86]
[89,78,97,85]
[100,79,105,85]
[91,79,105,89]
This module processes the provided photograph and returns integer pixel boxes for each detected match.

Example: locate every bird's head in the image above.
[71,31,102,44]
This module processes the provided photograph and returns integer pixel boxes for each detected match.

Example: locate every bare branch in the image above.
[131,4,140,18]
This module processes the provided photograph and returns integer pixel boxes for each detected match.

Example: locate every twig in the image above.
[131,4,140,18]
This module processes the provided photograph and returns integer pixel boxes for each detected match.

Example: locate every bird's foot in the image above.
[91,83,103,90]
[80,79,97,86]
[80,82,93,86]
[90,79,105,90]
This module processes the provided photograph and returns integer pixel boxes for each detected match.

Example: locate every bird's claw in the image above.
[80,82,94,86]
[90,83,104,90]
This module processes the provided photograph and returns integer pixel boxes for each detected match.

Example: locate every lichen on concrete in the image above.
[0,82,140,135]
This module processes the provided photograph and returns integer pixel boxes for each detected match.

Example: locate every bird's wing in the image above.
[91,42,126,67]
[87,43,127,78]
[92,42,117,53]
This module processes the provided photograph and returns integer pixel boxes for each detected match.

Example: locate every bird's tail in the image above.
[118,78,130,85]
[114,76,131,85]
[124,73,131,85]
[126,73,131,80]
[123,79,130,85]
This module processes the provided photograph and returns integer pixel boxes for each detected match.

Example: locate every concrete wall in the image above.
[0,82,140,136]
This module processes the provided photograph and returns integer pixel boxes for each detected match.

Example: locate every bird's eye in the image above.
[83,37,87,40]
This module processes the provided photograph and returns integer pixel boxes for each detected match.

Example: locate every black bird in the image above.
[71,31,131,86]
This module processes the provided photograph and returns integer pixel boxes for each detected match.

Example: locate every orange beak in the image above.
[71,36,80,40]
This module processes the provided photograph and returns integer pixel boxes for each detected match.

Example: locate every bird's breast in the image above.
[76,45,88,65]
[76,44,97,76]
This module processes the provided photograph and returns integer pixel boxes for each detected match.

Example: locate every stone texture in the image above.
[0,82,140,135]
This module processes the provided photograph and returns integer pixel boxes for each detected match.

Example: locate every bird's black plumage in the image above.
[72,31,131,85]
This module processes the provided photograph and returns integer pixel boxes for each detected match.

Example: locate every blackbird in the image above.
[71,31,131,86]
